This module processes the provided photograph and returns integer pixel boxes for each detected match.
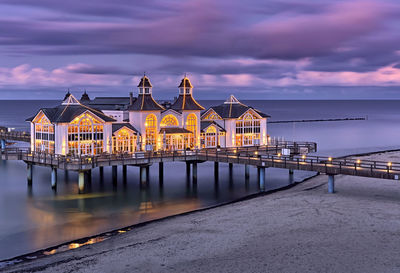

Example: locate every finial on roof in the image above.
[178,76,193,88]
[224,95,241,104]
[63,90,71,101]
[137,74,152,88]
[80,90,90,102]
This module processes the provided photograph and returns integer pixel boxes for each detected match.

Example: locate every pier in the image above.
[1,141,400,194]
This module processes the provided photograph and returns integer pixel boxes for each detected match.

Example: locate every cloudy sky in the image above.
[0,0,399,99]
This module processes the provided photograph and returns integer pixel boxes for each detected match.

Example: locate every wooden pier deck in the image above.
[1,141,399,193]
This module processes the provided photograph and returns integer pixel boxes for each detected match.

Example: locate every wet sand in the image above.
[3,152,400,273]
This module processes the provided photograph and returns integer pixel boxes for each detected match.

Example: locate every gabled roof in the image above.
[128,94,164,111]
[178,77,193,88]
[26,103,115,123]
[112,123,139,134]
[200,121,226,132]
[170,94,204,111]
[137,75,152,88]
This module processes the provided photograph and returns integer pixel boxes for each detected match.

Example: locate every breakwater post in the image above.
[328,174,335,193]
[27,164,33,185]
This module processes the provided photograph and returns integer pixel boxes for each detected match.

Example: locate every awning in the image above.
[159,127,192,134]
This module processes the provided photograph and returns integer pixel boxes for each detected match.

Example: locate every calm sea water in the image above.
[0,99,399,260]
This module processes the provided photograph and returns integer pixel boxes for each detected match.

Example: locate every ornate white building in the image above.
[26,76,269,155]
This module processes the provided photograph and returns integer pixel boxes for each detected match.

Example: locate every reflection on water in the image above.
[0,160,312,260]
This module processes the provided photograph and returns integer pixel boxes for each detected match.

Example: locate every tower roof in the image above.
[137,75,152,88]
[178,77,193,88]
[170,94,204,111]
[128,94,164,111]
[80,91,91,102]
[224,95,241,104]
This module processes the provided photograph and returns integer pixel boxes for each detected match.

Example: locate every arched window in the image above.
[160,115,179,127]
[34,114,55,153]
[68,113,103,155]
[235,112,260,146]
[145,114,157,146]
[205,126,217,147]
[112,129,136,153]
[186,114,197,148]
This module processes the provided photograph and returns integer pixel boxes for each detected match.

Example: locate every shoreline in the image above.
[2,148,400,271]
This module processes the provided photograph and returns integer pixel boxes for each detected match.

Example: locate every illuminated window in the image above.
[112,129,136,153]
[186,114,197,148]
[235,112,260,147]
[160,115,179,127]
[203,110,221,120]
[205,126,217,147]
[34,114,54,153]
[67,113,103,155]
[145,114,157,146]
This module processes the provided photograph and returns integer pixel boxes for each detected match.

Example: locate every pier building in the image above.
[26,75,269,155]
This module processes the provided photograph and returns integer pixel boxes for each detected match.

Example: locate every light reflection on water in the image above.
[0,159,311,260]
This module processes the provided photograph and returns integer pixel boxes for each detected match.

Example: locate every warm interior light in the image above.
[277,153,281,157]
[328,157,332,161]
[302,155,306,159]
[388,162,392,167]
[357,159,361,164]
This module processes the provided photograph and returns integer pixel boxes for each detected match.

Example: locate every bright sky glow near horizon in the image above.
[0,0,400,100]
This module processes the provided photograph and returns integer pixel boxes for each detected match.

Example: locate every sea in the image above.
[1,99,400,261]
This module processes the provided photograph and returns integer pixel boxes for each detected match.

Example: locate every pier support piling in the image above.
[229,163,233,175]
[289,169,294,184]
[112,166,117,185]
[99,166,104,179]
[245,164,250,179]
[258,167,266,191]
[27,164,33,185]
[0,139,5,150]
[78,171,85,192]
[140,166,147,185]
[122,165,127,184]
[186,162,191,177]
[214,162,219,178]
[51,167,57,189]
[159,162,164,181]
[328,174,335,193]
[192,162,198,183]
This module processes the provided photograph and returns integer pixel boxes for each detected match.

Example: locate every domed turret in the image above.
[80,91,90,103]
[178,76,193,95]
[137,75,153,95]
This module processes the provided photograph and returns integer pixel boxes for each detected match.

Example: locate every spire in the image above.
[63,90,71,101]
[80,90,90,102]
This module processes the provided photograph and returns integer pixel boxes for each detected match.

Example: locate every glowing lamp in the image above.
[328,157,332,161]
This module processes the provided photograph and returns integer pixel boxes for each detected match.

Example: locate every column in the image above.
[214,162,219,178]
[27,164,33,185]
[245,164,250,179]
[328,174,335,193]
[146,166,150,182]
[192,162,198,183]
[159,162,164,185]
[51,167,57,189]
[289,169,294,184]
[112,166,117,185]
[122,165,127,184]
[99,166,104,180]
[78,171,85,193]
[258,167,265,191]
[229,163,233,175]
[140,166,147,185]
[186,162,191,177]
[87,169,92,184]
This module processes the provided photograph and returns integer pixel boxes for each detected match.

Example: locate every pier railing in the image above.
[0,131,30,142]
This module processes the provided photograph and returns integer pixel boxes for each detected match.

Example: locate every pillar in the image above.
[159,162,164,184]
[229,163,233,174]
[258,167,265,191]
[122,165,127,184]
[140,166,147,185]
[245,164,250,179]
[0,139,5,150]
[112,166,117,185]
[99,166,104,179]
[146,166,150,182]
[214,162,219,178]
[328,174,335,193]
[78,171,85,192]
[27,164,33,185]
[87,169,92,184]
[51,167,57,189]
[289,169,294,184]
[186,162,191,177]
[192,162,198,183]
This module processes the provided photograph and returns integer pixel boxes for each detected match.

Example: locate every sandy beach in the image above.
[3,152,400,273]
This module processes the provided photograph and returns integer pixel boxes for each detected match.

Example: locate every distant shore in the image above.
[3,151,400,272]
